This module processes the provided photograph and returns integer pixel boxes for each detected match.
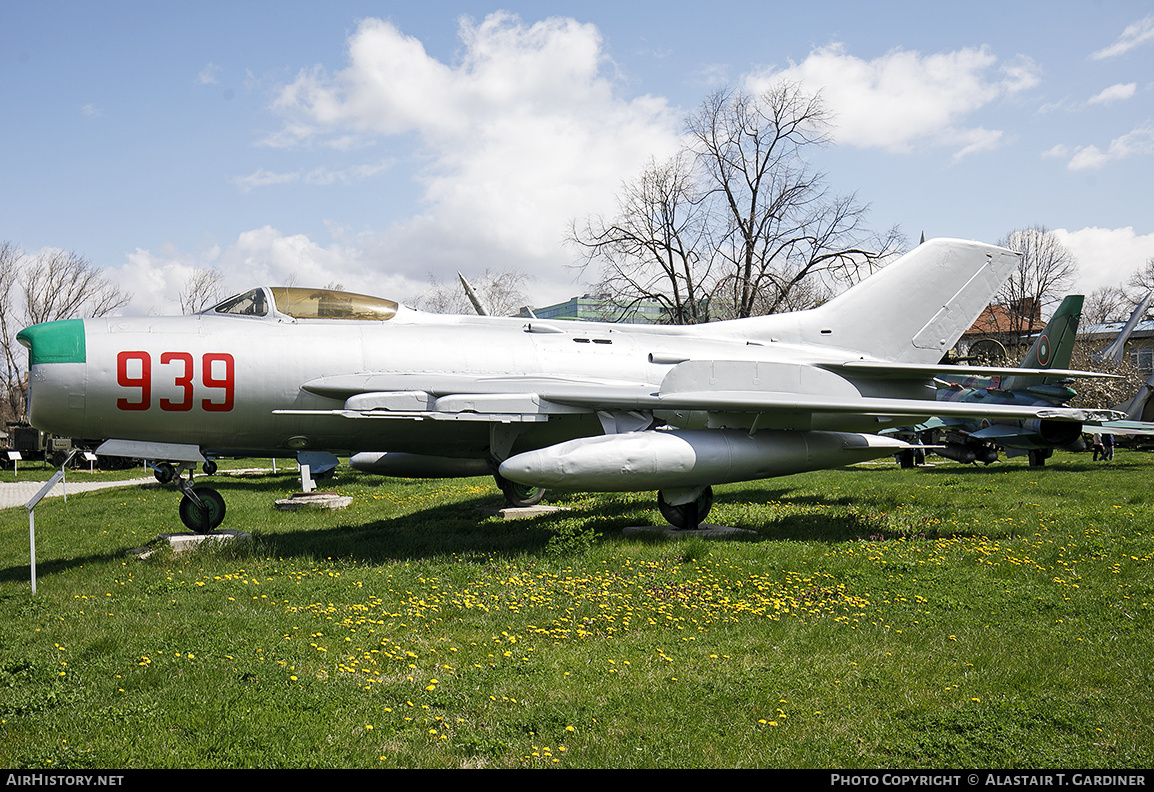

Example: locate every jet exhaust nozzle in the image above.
[1024,419,1083,449]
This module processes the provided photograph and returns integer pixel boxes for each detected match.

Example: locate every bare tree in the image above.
[178,267,226,314]
[0,244,130,420]
[571,81,901,324]
[1084,285,1131,326]
[20,249,130,325]
[689,85,900,319]
[410,268,531,317]
[571,154,713,324]
[1124,256,1154,307]
[992,226,1078,340]
[0,242,26,422]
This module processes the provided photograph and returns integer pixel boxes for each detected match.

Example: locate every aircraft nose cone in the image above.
[17,319,87,365]
[18,319,88,436]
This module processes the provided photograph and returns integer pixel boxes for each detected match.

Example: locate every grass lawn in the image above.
[0,451,1150,768]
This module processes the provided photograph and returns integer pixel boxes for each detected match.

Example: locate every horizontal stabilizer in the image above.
[648,391,1120,423]
[880,417,951,435]
[828,361,1116,380]
[1084,420,1154,436]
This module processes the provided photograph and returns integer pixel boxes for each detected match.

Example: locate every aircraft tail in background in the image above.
[1002,294,1083,393]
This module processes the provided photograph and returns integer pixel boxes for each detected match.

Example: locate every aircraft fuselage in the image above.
[23,309,901,460]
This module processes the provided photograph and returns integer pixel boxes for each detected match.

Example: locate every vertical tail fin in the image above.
[1094,291,1153,364]
[789,238,1021,363]
[1002,294,1082,392]
[1119,372,1154,421]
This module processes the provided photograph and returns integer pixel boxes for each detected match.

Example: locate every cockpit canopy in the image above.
[209,287,399,321]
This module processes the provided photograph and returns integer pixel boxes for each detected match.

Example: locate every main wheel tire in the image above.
[657,486,714,530]
[178,486,226,533]
[154,462,177,484]
[495,473,545,508]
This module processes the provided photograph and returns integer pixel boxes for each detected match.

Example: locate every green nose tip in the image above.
[17,319,86,365]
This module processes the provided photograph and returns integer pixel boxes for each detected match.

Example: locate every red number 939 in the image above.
[116,351,234,412]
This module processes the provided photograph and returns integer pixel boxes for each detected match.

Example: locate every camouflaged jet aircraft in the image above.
[890,294,1089,467]
[17,238,1120,533]
[901,294,1154,467]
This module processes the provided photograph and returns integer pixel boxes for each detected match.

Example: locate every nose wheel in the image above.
[178,486,227,533]
[150,460,227,533]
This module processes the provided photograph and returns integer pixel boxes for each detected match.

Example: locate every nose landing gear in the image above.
[178,486,227,533]
[150,461,226,533]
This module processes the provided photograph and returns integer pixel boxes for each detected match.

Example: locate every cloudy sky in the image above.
[3,1,1153,315]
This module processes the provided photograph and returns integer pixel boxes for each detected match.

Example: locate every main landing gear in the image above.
[1028,449,1052,467]
[152,461,226,533]
[493,471,546,508]
[657,486,714,531]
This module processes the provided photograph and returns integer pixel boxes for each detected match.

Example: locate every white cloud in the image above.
[234,169,301,191]
[271,13,664,149]
[198,62,222,85]
[693,62,731,89]
[747,44,1040,159]
[111,248,216,316]
[1088,83,1137,105]
[1067,146,1108,171]
[945,127,1004,162]
[234,160,395,191]
[1053,226,1154,296]
[1066,123,1154,170]
[225,226,376,289]
[1091,15,1154,60]
[262,13,680,302]
[304,160,394,185]
[106,14,681,316]
[107,227,422,316]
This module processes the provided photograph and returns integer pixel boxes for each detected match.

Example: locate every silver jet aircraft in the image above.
[18,239,1118,532]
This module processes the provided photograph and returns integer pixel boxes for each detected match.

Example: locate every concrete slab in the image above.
[132,529,252,559]
[274,491,353,511]
[622,524,760,540]
[479,504,571,520]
